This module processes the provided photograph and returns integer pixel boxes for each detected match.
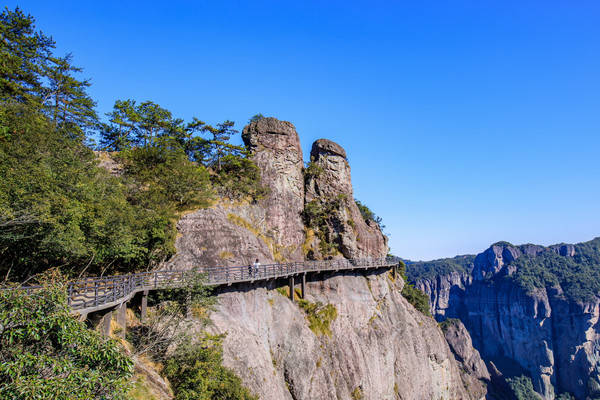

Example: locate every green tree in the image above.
[0,7,54,103]
[42,53,97,138]
[203,120,243,171]
[0,277,133,399]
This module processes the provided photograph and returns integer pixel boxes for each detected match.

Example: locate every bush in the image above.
[506,375,541,400]
[0,277,133,399]
[398,261,431,316]
[297,299,338,337]
[164,335,257,400]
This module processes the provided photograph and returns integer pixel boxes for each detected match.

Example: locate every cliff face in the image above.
[413,241,600,400]
[164,117,485,398]
[209,269,478,400]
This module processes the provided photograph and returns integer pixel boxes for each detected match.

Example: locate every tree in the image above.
[42,54,97,138]
[0,7,54,103]
[202,120,243,171]
[0,276,133,399]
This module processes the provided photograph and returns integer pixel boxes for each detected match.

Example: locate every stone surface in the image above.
[305,139,388,259]
[209,269,477,400]
[242,117,306,261]
[441,319,490,400]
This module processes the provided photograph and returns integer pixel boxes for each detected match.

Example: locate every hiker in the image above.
[253,259,260,276]
[248,262,253,277]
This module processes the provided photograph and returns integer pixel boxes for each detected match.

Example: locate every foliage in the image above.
[508,238,600,303]
[248,113,264,123]
[351,386,364,400]
[129,272,215,361]
[506,375,541,400]
[302,196,348,257]
[0,7,265,279]
[354,199,384,228]
[304,158,323,180]
[212,154,269,200]
[0,276,133,399]
[164,335,257,400]
[0,7,54,103]
[398,261,431,316]
[0,102,169,279]
[297,299,338,337]
[405,255,475,282]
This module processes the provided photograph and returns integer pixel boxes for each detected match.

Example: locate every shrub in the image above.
[0,278,133,399]
[297,299,338,337]
[164,335,257,400]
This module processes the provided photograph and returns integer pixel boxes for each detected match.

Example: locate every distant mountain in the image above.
[407,237,600,400]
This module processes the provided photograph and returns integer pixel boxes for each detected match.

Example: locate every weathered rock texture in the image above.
[414,241,600,400]
[304,139,388,259]
[209,269,479,400]
[242,117,306,261]
[442,319,490,400]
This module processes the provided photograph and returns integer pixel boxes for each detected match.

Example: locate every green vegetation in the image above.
[506,375,541,400]
[297,299,338,337]
[509,238,600,303]
[0,7,265,280]
[351,386,364,400]
[164,335,257,400]
[0,275,133,399]
[302,195,347,257]
[438,318,461,333]
[405,255,475,282]
[354,198,384,228]
[398,261,431,316]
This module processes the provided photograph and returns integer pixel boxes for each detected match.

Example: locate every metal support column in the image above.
[289,276,294,302]
[301,272,306,299]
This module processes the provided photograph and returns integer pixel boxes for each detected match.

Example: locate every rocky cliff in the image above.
[411,239,600,400]
[164,116,484,399]
[209,269,480,400]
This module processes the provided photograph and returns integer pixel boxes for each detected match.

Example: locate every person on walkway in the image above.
[253,259,260,277]
[248,262,253,277]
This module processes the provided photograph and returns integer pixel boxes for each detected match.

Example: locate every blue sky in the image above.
[10,1,600,260]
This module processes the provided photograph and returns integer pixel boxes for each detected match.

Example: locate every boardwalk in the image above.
[14,258,398,317]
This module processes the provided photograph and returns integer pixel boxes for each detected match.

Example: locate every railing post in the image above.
[94,281,98,307]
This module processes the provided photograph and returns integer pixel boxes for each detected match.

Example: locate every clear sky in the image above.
[9,1,600,260]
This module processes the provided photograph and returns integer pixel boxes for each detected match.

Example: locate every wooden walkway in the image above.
[15,258,397,316]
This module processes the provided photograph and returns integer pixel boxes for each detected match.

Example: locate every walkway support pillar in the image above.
[141,290,148,321]
[289,276,295,302]
[101,310,112,337]
[116,302,127,338]
[301,273,306,299]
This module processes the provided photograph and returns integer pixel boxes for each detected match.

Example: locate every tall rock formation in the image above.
[304,139,388,259]
[411,239,600,400]
[209,269,480,400]
[166,117,306,268]
[242,118,306,260]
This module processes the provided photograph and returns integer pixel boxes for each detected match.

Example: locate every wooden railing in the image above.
[13,258,397,313]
